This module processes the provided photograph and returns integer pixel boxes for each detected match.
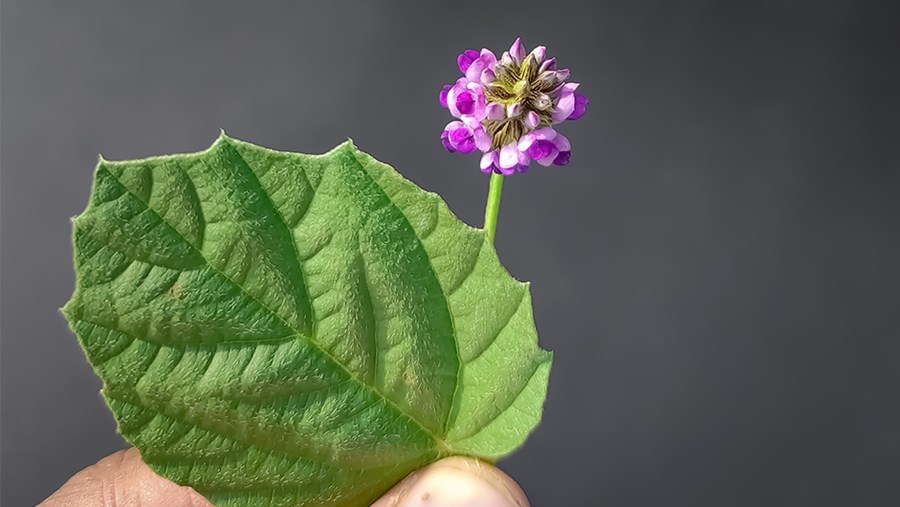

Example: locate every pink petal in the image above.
[516,147,530,167]
[552,132,571,152]
[480,68,496,86]
[446,79,468,118]
[485,102,505,121]
[569,93,589,120]
[539,57,556,73]
[517,132,537,152]
[533,127,558,141]
[552,88,575,123]
[444,120,465,132]
[473,126,492,152]
[480,150,498,172]
[537,147,559,166]
[480,48,497,66]
[498,164,516,176]
[499,143,519,169]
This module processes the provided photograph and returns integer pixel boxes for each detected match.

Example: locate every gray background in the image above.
[2,0,899,505]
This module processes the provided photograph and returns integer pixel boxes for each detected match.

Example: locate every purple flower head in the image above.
[439,38,587,174]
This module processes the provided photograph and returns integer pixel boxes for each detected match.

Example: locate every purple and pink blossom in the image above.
[439,38,587,175]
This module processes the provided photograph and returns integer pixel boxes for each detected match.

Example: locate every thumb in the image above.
[39,448,211,507]
[371,457,530,507]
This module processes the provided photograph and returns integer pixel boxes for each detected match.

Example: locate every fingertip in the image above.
[39,449,212,507]
[372,457,529,507]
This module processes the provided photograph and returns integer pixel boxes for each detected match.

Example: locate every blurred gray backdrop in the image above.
[2,1,899,505]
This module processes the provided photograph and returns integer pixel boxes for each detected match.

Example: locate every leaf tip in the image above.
[59,299,76,321]
[216,129,233,146]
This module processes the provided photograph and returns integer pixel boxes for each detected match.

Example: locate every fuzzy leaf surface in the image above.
[64,135,551,506]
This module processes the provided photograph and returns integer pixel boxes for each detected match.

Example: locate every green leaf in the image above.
[63,134,551,507]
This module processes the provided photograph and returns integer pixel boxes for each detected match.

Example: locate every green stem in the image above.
[483,172,504,243]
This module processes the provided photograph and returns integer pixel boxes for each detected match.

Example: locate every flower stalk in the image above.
[483,172,504,242]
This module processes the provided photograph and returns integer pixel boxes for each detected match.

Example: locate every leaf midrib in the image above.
[95,146,447,452]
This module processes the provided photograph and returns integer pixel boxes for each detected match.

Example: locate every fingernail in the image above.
[375,457,529,507]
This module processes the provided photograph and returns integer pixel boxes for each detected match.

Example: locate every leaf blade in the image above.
[65,135,551,506]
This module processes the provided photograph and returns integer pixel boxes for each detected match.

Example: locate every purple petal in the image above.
[569,93,589,120]
[446,80,467,117]
[506,103,522,118]
[456,137,476,154]
[530,140,559,166]
[455,90,475,115]
[448,127,470,144]
[536,146,559,166]
[553,150,571,166]
[444,120,465,132]
[551,132,571,152]
[524,111,540,129]
[440,130,456,153]
[526,140,547,160]
[530,46,546,64]
[497,163,516,176]
[457,49,481,73]
[465,51,498,82]
[460,82,487,121]
[439,84,451,108]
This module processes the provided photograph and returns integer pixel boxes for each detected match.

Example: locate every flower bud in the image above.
[480,68,496,86]
[485,103,505,121]
[538,57,557,73]
[533,94,552,111]
[509,37,526,65]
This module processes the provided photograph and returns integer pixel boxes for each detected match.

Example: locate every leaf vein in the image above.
[98,155,441,449]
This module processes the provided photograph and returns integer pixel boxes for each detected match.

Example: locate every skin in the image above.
[40,449,530,507]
